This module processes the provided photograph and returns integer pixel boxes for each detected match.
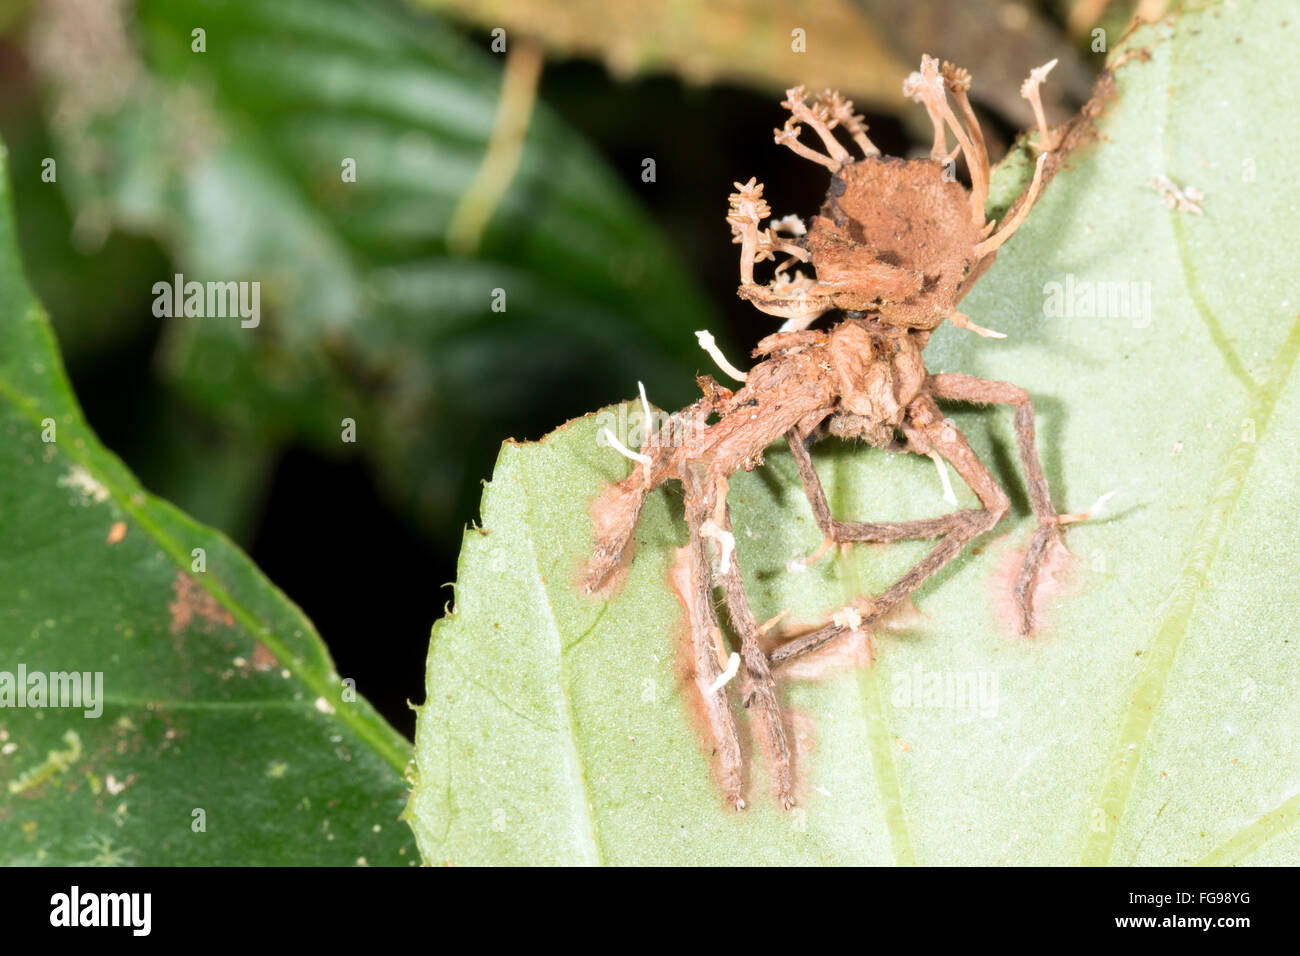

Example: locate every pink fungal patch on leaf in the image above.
[774,625,874,681]
[989,534,1078,638]
[782,707,818,804]
[578,480,643,599]
[168,571,236,635]
[665,544,745,807]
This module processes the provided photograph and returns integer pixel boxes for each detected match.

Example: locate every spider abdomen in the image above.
[807,157,984,328]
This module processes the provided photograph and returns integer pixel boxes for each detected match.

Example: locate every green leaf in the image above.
[30,0,719,541]
[0,147,416,866]
[406,1,1300,864]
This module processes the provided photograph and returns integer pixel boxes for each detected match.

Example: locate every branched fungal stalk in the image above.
[585,55,1087,812]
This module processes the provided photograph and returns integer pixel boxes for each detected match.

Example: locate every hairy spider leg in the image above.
[583,400,712,593]
[928,372,1066,635]
[678,467,747,810]
[694,469,794,809]
[785,430,983,552]
[769,395,1011,668]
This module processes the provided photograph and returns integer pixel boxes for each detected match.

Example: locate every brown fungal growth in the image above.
[583,55,1102,812]
[168,571,235,635]
[989,534,1079,639]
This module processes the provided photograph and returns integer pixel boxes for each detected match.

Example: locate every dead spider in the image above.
[584,55,1100,811]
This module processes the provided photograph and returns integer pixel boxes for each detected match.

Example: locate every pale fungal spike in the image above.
[701,518,736,574]
[756,608,790,637]
[602,427,651,466]
[942,60,990,220]
[695,330,748,382]
[903,55,950,160]
[974,152,1049,258]
[773,119,841,171]
[904,83,946,159]
[1058,490,1118,525]
[941,61,971,93]
[1087,489,1119,519]
[906,54,987,221]
[727,177,770,285]
[1149,174,1205,215]
[778,311,822,333]
[948,310,1007,339]
[928,451,958,506]
[832,605,863,632]
[1020,58,1059,153]
[769,214,807,236]
[780,86,851,166]
[820,89,879,156]
[726,177,771,230]
[707,652,741,694]
[759,226,812,264]
[637,380,654,447]
[788,534,835,571]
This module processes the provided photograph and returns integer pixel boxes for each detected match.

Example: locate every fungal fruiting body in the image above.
[585,55,1087,812]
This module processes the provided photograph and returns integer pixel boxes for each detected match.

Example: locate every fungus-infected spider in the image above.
[585,56,1095,811]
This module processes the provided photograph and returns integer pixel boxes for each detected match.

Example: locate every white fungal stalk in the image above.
[1058,489,1119,525]
[948,310,1007,339]
[832,606,863,632]
[602,427,651,466]
[701,519,736,574]
[695,330,749,383]
[637,380,654,448]
[929,451,958,506]
[708,652,741,694]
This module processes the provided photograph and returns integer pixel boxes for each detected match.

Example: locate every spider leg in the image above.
[770,398,1010,667]
[704,470,794,809]
[584,401,709,593]
[785,430,982,559]
[928,372,1067,636]
[680,467,747,810]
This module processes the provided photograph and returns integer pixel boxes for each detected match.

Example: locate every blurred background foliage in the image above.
[0,0,1157,733]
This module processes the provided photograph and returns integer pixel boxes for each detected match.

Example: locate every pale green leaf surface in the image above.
[407,2,1300,864]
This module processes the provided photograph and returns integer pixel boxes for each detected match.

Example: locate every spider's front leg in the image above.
[928,372,1073,636]
[684,466,793,810]
[678,466,747,810]
[584,400,710,594]
[785,429,984,554]
[711,477,794,809]
[771,397,1010,666]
